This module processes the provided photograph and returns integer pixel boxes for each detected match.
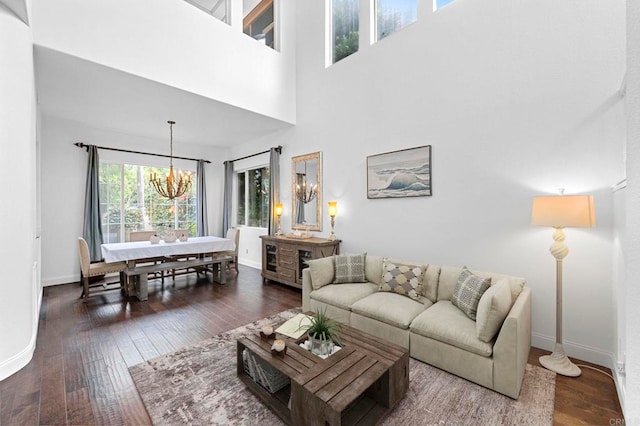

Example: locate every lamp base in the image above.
[539,343,581,377]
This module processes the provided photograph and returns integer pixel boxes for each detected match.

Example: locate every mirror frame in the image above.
[291,152,323,232]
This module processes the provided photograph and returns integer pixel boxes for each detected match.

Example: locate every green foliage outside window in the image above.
[99,163,196,242]
[237,167,270,228]
[333,0,359,63]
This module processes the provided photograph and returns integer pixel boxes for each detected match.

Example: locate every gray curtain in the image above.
[268,147,281,235]
[82,145,104,261]
[196,159,208,236]
[222,160,233,236]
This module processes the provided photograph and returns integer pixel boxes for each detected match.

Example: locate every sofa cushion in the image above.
[333,253,367,283]
[451,267,491,320]
[437,265,525,305]
[379,259,426,302]
[476,279,511,342]
[410,301,493,357]
[351,292,428,329]
[424,264,441,303]
[310,283,378,310]
[308,256,335,290]
[365,255,384,285]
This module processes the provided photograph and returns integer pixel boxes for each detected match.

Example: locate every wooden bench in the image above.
[124,255,232,301]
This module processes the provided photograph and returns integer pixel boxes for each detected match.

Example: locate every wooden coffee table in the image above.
[237,320,409,426]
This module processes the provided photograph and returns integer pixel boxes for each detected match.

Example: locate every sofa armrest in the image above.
[302,268,312,311]
[492,287,532,399]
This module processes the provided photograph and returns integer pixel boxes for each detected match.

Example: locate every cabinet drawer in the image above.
[278,268,295,280]
[278,245,295,256]
[278,255,295,267]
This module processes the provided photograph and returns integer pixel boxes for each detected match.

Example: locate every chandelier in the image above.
[296,169,317,204]
[150,121,192,200]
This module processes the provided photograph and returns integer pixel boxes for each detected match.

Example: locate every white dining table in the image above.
[101,236,235,263]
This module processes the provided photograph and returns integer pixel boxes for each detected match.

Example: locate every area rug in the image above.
[129,309,556,425]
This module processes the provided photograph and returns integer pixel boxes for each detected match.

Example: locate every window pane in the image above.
[184,0,229,24]
[332,0,359,63]
[434,0,454,10]
[100,162,196,242]
[236,167,269,228]
[243,0,275,49]
[237,171,246,226]
[376,0,417,41]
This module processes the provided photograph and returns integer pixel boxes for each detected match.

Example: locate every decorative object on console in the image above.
[367,145,432,199]
[149,234,160,244]
[328,201,338,241]
[150,121,192,200]
[274,203,284,236]
[532,191,595,377]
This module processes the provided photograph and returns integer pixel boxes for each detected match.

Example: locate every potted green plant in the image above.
[298,308,342,356]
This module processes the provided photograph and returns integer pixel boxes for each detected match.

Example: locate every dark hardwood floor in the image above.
[0,266,624,425]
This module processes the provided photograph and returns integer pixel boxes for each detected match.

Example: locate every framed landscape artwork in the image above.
[367,145,432,199]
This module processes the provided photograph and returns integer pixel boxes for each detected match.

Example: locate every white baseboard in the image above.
[613,362,626,416]
[43,274,78,287]
[532,332,614,368]
[0,337,37,381]
[239,259,261,270]
[534,333,625,416]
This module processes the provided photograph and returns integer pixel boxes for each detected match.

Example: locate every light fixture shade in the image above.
[328,201,338,218]
[531,195,595,228]
[275,203,283,216]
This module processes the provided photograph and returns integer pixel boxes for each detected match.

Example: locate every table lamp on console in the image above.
[531,191,595,377]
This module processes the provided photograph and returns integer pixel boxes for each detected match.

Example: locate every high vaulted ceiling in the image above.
[34,46,291,147]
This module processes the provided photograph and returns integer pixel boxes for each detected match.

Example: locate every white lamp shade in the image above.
[531,195,595,228]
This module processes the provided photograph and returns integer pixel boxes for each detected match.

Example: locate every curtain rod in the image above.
[74,142,211,164]
[227,145,282,164]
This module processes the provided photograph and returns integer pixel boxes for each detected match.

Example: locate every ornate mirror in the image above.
[291,152,322,231]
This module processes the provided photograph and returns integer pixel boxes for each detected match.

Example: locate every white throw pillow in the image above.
[476,279,512,342]
[308,256,335,290]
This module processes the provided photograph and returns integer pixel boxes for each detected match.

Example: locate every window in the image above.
[332,0,359,63]
[236,166,270,228]
[99,163,197,243]
[243,0,276,49]
[434,0,455,11]
[375,0,417,41]
[184,0,229,24]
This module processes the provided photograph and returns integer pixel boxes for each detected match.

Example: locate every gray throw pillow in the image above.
[333,253,367,284]
[308,256,335,290]
[451,267,491,320]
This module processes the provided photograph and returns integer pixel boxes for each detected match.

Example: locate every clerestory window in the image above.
[375,0,417,41]
[331,0,359,63]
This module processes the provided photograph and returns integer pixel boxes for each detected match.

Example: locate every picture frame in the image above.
[367,145,432,199]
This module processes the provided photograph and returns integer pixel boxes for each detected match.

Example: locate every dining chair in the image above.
[128,230,166,282]
[127,230,157,242]
[217,228,240,272]
[77,237,126,301]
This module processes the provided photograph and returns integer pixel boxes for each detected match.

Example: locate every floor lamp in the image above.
[531,194,595,377]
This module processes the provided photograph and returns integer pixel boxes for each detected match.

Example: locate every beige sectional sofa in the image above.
[301,255,532,399]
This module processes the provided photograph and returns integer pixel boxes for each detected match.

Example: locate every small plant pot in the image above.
[308,332,334,356]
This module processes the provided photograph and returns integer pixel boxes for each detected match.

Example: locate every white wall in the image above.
[40,115,227,286]
[625,0,640,420]
[31,0,296,124]
[0,4,39,380]
[231,0,626,367]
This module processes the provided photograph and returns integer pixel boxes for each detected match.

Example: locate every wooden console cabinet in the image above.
[260,235,340,289]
